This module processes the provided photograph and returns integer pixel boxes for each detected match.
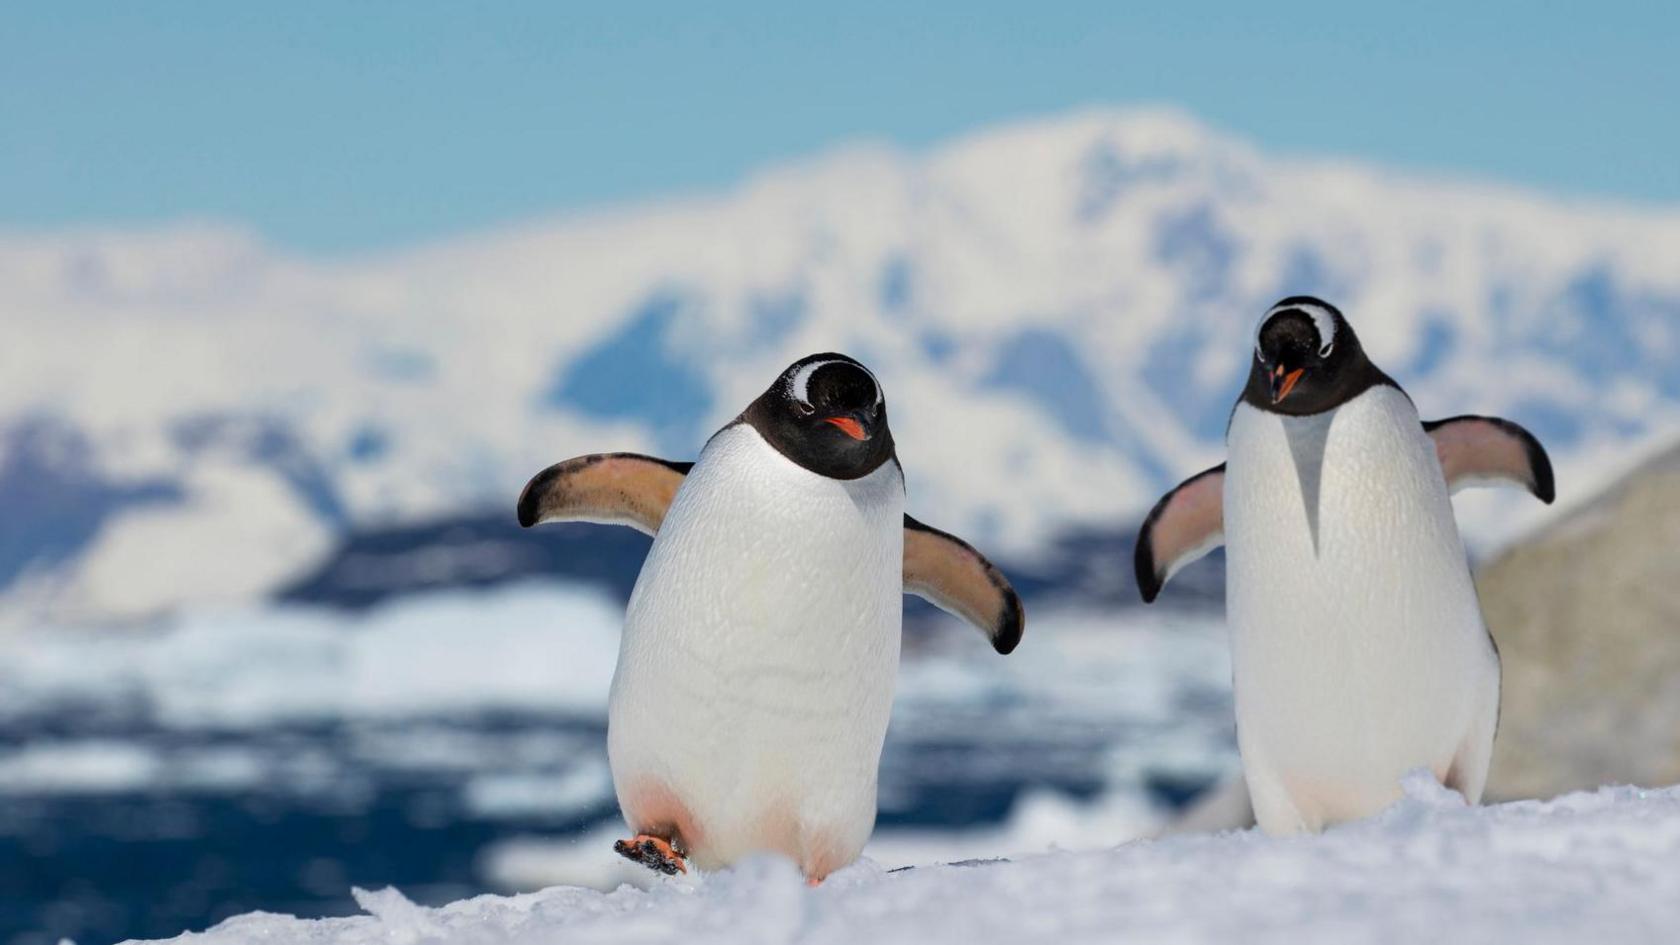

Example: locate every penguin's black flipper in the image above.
[1423,416,1556,504]
[903,516,1025,655]
[1134,464,1226,604]
[517,453,693,536]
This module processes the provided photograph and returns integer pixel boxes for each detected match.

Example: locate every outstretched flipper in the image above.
[903,516,1025,654]
[1423,415,1555,504]
[518,458,1025,652]
[516,453,694,535]
[1134,464,1226,603]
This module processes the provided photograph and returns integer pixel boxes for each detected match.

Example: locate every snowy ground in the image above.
[23,582,1675,944]
[144,775,1680,945]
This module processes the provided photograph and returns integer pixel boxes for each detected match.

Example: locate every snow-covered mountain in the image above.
[5,107,1680,623]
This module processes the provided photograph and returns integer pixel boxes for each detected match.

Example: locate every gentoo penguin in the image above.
[1134,297,1554,834]
[518,353,1023,880]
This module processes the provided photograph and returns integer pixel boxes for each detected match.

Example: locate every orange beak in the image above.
[1271,365,1305,404]
[822,416,869,440]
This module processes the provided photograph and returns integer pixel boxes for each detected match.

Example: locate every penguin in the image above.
[1134,297,1555,834]
[517,353,1023,880]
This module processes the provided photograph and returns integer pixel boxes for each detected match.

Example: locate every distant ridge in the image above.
[4,106,1679,622]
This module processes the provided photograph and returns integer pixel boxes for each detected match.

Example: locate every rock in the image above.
[1481,442,1680,799]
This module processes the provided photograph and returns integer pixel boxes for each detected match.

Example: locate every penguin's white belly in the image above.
[606,425,903,874]
[1225,387,1499,833]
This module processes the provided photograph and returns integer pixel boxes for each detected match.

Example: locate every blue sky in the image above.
[4,1,1676,252]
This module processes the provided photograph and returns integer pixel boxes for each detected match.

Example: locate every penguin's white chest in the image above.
[606,424,904,871]
[1224,387,1499,831]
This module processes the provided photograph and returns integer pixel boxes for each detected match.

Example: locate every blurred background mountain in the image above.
[3,5,1678,945]
[8,106,1679,624]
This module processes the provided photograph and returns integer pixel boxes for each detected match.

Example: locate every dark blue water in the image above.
[2,706,1181,945]
[3,513,1228,945]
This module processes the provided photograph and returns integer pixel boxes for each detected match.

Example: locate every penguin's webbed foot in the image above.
[614,834,687,875]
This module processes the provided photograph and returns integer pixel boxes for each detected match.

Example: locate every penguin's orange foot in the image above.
[614,835,687,875]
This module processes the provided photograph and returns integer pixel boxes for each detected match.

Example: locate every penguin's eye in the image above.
[1318,341,1334,358]
[793,401,815,417]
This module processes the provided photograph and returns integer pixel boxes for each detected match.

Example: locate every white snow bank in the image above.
[141,775,1680,944]
[0,583,625,726]
[0,740,268,794]
[0,583,1229,739]
[463,759,615,820]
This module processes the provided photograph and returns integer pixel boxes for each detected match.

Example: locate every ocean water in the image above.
[0,586,1235,945]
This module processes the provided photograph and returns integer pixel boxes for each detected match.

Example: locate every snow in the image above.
[0,588,1235,870]
[0,582,1229,747]
[0,740,268,795]
[464,760,615,821]
[26,580,1660,944]
[477,781,1164,895]
[0,584,625,727]
[0,740,164,794]
[139,776,1680,944]
[6,106,1680,623]
[57,461,336,620]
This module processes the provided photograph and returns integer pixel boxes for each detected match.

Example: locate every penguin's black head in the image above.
[1243,296,1389,416]
[742,353,896,479]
